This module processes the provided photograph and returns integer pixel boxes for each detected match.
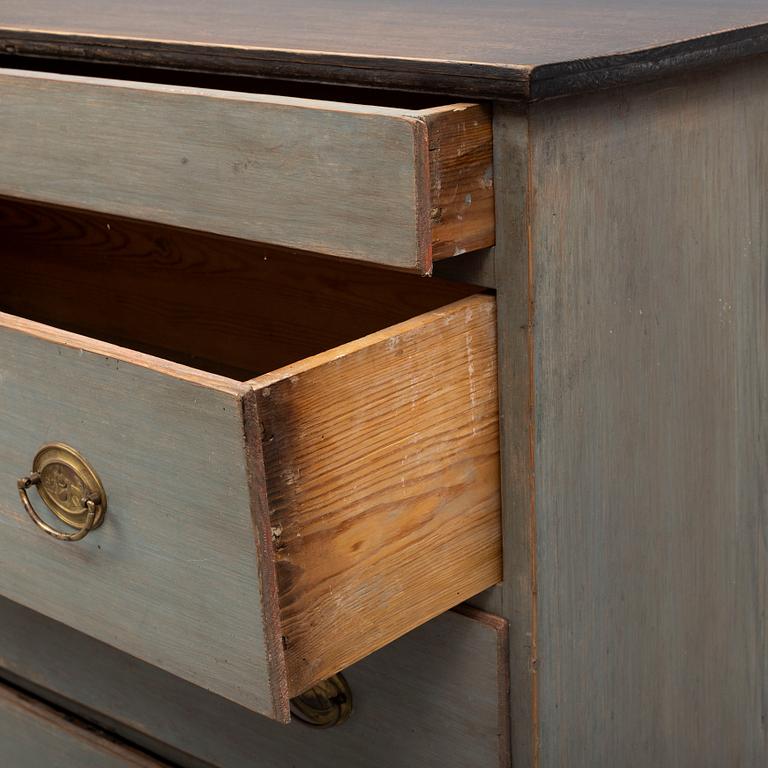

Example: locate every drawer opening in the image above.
[0,196,500,717]
[0,54,457,110]
[0,198,485,380]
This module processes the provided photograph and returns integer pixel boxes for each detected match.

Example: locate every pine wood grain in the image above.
[426,104,495,261]
[250,295,501,695]
[0,682,167,767]
[0,69,494,272]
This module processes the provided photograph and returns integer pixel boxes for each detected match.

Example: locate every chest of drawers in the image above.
[1,2,768,767]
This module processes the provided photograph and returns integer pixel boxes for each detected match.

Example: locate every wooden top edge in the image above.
[2,21,768,100]
[0,28,530,100]
[410,102,490,119]
[246,294,494,390]
[529,21,768,100]
[0,312,247,396]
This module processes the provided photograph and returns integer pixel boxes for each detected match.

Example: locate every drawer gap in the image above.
[0,53,456,109]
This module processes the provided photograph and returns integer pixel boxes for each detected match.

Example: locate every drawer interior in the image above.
[0,198,481,378]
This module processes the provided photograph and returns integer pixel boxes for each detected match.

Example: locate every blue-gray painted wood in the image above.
[0,599,510,768]
[0,682,164,767]
[527,55,768,766]
[0,315,285,719]
[0,68,434,271]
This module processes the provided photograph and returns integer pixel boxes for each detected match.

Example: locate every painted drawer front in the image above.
[0,597,510,768]
[0,295,501,722]
[0,68,493,273]
[0,681,165,768]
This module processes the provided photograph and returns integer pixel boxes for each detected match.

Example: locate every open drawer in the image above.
[0,66,493,273]
[0,201,501,722]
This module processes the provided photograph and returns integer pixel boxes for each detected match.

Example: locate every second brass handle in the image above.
[18,473,100,542]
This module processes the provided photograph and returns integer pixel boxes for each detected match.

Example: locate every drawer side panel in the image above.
[251,294,502,695]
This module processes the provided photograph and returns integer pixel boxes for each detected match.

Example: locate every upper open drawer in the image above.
[0,202,501,723]
[0,67,493,273]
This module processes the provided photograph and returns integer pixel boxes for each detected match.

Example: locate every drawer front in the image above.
[0,680,164,768]
[0,295,500,721]
[0,68,493,273]
[0,597,510,768]
[0,322,281,716]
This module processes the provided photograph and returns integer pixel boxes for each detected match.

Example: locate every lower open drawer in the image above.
[0,201,501,722]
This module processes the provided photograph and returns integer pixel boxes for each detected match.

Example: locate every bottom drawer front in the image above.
[0,597,510,768]
[0,681,164,768]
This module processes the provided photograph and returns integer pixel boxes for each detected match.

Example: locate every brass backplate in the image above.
[32,443,107,530]
[290,674,353,728]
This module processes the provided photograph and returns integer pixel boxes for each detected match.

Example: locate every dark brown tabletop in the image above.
[2,0,767,98]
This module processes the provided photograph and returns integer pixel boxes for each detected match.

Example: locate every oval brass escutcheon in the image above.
[27,443,107,531]
[290,673,353,728]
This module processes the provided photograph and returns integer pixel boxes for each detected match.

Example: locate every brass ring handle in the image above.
[17,443,107,543]
[290,674,353,728]
[18,473,99,542]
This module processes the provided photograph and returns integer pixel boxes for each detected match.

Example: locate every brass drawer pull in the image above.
[17,443,107,542]
[290,674,353,728]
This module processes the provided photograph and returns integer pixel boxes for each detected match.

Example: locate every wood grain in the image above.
[0,1,767,98]
[489,104,539,768]
[0,315,288,721]
[0,198,480,379]
[0,68,493,272]
[251,295,502,695]
[0,280,500,718]
[0,598,510,768]
[426,104,495,262]
[528,56,768,766]
[0,680,167,767]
